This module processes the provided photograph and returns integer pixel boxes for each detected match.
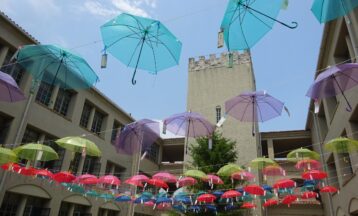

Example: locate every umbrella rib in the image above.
[196,118,213,136]
[143,38,158,73]
[240,101,251,121]
[237,6,250,50]
[256,101,264,122]
[146,36,180,65]
[65,58,93,88]
[337,72,358,84]
[126,14,146,32]
[247,9,273,30]
[105,32,142,49]
[127,39,145,67]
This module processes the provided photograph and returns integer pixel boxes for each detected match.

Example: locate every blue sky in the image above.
[1,0,323,132]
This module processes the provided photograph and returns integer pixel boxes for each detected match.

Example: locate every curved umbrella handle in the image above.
[283,21,298,29]
[132,68,137,85]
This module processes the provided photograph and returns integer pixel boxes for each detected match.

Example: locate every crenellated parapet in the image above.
[188,51,251,71]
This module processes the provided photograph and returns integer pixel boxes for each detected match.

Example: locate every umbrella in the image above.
[34,169,54,179]
[250,157,277,169]
[203,174,224,186]
[0,71,26,102]
[281,195,297,206]
[260,191,274,200]
[241,202,256,209]
[63,183,85,194]
[212,190,224,198]
[156,197,172,204]
[1,162,21,172]
[147,179,169,189]
[15,44,98,89]
[53,171,76,183]
[0,147,18,165]
[124,178,144,187]
[302,170,327,180]
[196,194,216,203]
[130,174,150,182]
[220,0,297,51]
[306,63,358,111]
[75,174,99,185]
[287,148,320,161]
[13,143,59,162]
[222,190,242,199]
[295,159,321,170]
[262,185,273,191]
[325,137,358,153]
[156,202,172,210]
[225,91,286,135]
[153,172,177,183]
[320,186,338,193]
[55,136,101,157]
[100,13,182,85]
[115,195,132,202]
[273,179,296,189]
[217,163,242,177]
[244,184,264,196]
[231,170,255,181]
[263,199,279,207]
[177,177,197,188]
[301,191,318,199]
[184,169,207,179]
[311,0,358,23]
[144,200,155,207]
[262,165,285,178]
[17,166,36,176]
[99,175,121,186]
[115,119,160,155]
[163,111,215,152]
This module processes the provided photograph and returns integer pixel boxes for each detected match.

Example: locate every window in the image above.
[80,102,93,128]
[327,154,339,189]
[54,89,73,116]
[91,110,105,135]
[0,192,20,215]
[261,140,269,157]
[144,143,159,163]
[216,105,221,123]
[36,81,53,106]
[69,153,82,174]
[338,130,354,183]
[0,114,12,144]
[0,50,25,85]
[350,105,358,139]
[21,127,41,144]
[82,156,101,176]
[40,136,65,172]
[111,121,123,144]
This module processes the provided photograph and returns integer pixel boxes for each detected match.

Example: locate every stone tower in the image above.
[186,51,260,166]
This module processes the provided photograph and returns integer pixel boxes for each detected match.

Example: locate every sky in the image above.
[0,0,323,132]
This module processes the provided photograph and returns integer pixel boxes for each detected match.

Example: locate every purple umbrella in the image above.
[115,119,160,155]
[163,112,215,152]
[0,71,26,102]
[306,63,358,112]
[225,91,285,136]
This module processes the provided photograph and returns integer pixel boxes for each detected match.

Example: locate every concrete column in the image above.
[67,203,75,216]
[48,85,60,109]
[16,195,27,216]
[87,107,96,131]
[102,209,108,216]
[77,156,86,175]
[110,164,115,175]
[267,139,275,159]
[0,46,9,66]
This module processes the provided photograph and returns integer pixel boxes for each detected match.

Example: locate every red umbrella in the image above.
[18,167,36,176]
[244,184,264,196]
[241,202,256,209]
[1,162,21,172]
[302,170,327,180]
[75,174,98,185]
[99,175,121,186]
[295,159,321,170]
[221,190,242,199]
[262,165,285,177]
[53,171,76,183]
[35,169,54,179]
[144,200,155,207]
[156,202,172,210]
[231,171,255,181]
[153,172,177,183]
[301,191,318,199]
[124,178,143,187]
[203,174,224,185]
[263,199,279,207]
[177,177,197,187]
[147,179,168,189]
[273,179,296,189]
[197,193,216,203]
[320,186,338,193]
[281,195,297,206]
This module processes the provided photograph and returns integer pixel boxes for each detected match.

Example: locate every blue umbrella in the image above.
[15,44,98,89]
[262,184,273,191]
[174,196,191,204]
[134,196,151,204]
[172,205,186,213]
[220,0,297,51]
[311,0,358,23]
[156,197,172,204]
[101,13,182,85]
[213,190,224,198]
[115,195,132,202]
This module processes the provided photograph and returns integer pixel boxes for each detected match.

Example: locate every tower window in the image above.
[216,106,221,123]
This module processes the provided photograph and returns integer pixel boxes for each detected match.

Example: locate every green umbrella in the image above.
[55,136,101,157]
[325,137,358,153]
[250,157,277,169]
[217,163,242,177]
[184,169,207,179]
[13,143,58,162]
[287,148,320,161]
[0,147,18,164]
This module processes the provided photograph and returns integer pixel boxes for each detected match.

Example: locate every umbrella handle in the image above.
[132,68,137,85]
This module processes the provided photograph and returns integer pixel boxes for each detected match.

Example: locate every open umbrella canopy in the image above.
[15,44,98,89]
[241,202,256,209]
[34,169,54,179]
[262,165,285,176]
[302,170,327,180]
[147,179,169,189]
[273,179,296,189]
[75,174,99,185]
[53,171,76,183]
[222,190,242,199]
[301,191,318,199]
[320,186,338,193]
[295,159,321,170]
[1,162,21,171]
[263,199,279,207]
[0,147,17,165]
[115,119,160,154]
[17,166,36,176]
[184,169,207,179]
[231,170,255,181]
[217,163,242,177]
[153,172,177,183]
[311,0,358,23]
[197,193,216,203]
[287,148,320,161]
[115,195,132,202]
[99,175,121,186]
[203,174,224,185]
[13,143,58,162]
[55,136,101,157]
[282,195,297,205]
[177,176,197,188]
[325,137,358,153]
[220,0,297,51]
[250,157,277,169]
[100,13,182,85]
[244,184,264,196]
[0,71,26,102]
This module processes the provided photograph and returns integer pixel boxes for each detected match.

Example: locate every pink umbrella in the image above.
[221,190,242,199]
[75,174,98,185]
[99,175,121,186]
[35,169,54,179]
[153,172,177,183]
[262,165,285,179]
[156,202,172,210]
[273,179,296,189]
[124,179,143,187]
[203,174,224,185]
[130,174,150,182]
[295,159,321,170]
[197,194,216,203]
[144,200,155,207]
[147,179,169,189]
[231,171,255,181]
[177,177,197,188]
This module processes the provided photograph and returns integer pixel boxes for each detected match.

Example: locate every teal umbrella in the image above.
[15,44,99,89]
[220,0,297,51]
[311,0,358,23]
[100,13,182,85]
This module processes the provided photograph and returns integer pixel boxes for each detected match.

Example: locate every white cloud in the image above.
[83,1,118,18]
[27,0,61,15]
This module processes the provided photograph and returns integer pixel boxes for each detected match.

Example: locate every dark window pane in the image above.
[111,121,123,144]
[82,156,101,176]
[54,88,72,116]
[70,153,82,174]
[39,136,65,172]
[36,81,53,106]
[91,111,105,135]
[80,103,92,128]
[144,143,159,163]
[21,127,41,144]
